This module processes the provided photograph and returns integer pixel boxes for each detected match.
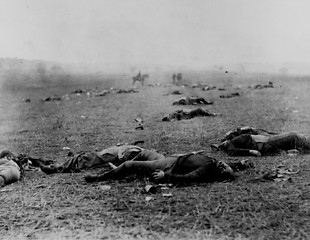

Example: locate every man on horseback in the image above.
[132,71,148,87]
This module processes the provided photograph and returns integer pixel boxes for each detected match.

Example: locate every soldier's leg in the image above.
[85,157,177,182]
[263,132,310,153]
[85,160,159,182]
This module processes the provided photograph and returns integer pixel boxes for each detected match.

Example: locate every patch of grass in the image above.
[1,71,310,239]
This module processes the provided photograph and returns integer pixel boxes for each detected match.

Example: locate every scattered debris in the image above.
[135,125,144,130]
[135,118,143,123]
[158,183,173,188]
[19,129,29,133]
[116,142,126,146]
[100,185,112,191]
[162,193,173,197]
[144,185,157,194]
[145,196,153,201]
[0,188,14,192]
[249,165,300,183]
[135,118,144,130]
[277,164,300,175]
[202,85,216,91]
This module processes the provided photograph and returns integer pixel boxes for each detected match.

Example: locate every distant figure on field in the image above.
[172,73,177,84]
[176,73,182,84]
[132,72,149,87]
[85,152,253,184]
[202,85,216,91]
[172,73,182,85]
[39,144,164,174]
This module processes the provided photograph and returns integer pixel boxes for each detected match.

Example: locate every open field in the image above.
[0,70,310,240]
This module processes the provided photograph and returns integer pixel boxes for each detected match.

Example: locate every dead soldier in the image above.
[85,151,252,184]
[39,144,164,174]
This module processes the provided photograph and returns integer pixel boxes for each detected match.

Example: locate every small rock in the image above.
[145,196,153,201]
[144,185,157,194]
[100,185,111,191]
[162,193,173,197]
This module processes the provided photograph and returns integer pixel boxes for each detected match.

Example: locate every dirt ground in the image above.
[0,70,310,240]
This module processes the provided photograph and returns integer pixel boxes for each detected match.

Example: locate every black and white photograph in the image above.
[1,0,310,239]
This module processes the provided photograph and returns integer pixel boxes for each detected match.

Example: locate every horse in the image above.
[132,74,149,87]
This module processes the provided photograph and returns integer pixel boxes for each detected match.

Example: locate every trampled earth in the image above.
[0,71,309,239]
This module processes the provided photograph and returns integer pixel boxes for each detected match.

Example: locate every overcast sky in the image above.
[1,0,310,70]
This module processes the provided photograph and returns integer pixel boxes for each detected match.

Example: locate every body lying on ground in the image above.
[172,96,213,105]
[214,131,310,156]
[219,92,240,98]
[116,89,138,94]
[85,152,253,184]
[220,126,278,142]
[249,81,273,89]
[39,144,164,174]
[162,108,217,121]
[0,151,22,188]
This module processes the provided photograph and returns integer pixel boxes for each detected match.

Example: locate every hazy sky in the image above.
[1,0,310,69]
